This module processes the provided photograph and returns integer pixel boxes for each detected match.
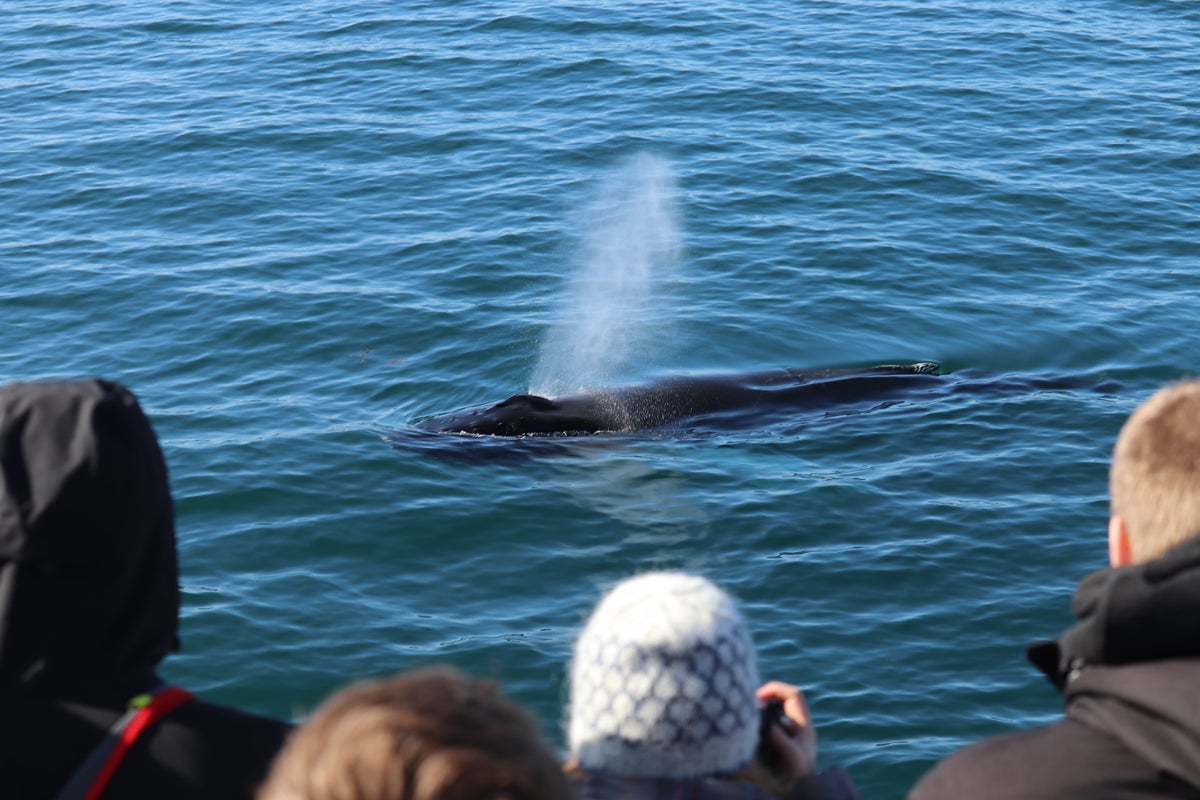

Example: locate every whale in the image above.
[416,362,943,437]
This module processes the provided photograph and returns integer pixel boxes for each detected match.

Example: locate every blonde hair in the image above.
[258,668,573,800]
[1110,379,1200,563]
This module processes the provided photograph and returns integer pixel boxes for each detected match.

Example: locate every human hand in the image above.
[752,681,818,794]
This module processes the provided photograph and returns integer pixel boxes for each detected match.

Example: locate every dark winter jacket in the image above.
[909,534,1200,800]
[574,768,861,800]
[0,379,292,799]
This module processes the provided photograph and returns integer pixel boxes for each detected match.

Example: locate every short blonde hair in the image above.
[1110,379,1200,563]
[258,668,573,800]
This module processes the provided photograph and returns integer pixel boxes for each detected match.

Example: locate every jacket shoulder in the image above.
[111,698,293,800]
[908,716,1172,800]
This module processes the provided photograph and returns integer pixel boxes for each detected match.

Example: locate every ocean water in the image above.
[3,1,1198,796]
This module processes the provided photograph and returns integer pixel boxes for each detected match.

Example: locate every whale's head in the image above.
[418,393,606,436]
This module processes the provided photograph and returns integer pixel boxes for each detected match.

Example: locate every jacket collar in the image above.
[1028,535,1200,687]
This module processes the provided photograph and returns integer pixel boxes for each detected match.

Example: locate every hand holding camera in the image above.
[748,681,818,796]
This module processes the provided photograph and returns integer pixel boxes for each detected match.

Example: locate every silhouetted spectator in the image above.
[0,378,292,799]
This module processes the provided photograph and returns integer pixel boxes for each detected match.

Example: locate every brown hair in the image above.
[258,667,573,800]
[1110,379,1200,563]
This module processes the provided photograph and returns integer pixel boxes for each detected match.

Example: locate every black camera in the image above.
[757,700,795,768]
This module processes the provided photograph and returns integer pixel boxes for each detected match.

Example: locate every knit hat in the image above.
[568,572,760,778]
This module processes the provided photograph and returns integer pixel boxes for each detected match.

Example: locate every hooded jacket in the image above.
[0,379,291,799]
[909,535,1200,800]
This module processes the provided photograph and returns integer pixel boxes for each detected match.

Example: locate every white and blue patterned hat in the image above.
[568,572,760,778]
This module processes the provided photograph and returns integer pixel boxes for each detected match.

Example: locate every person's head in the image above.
[1109,378,1200,566]
[0,379,179,696]
[567,572,760,779]
[257,667,573,800]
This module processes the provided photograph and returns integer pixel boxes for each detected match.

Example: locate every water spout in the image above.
[530,153,682,398]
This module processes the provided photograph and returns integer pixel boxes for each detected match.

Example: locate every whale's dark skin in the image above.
[417,362,943,436]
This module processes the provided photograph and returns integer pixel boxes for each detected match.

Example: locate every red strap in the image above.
[83,686,195,800]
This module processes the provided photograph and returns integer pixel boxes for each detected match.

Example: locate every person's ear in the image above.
[1109,516,1133,567]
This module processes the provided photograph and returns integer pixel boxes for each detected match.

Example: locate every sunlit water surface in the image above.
[3,2,1198,796]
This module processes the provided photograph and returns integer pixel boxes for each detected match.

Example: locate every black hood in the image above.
[0,379,179,700]
[1028,534,1200,685]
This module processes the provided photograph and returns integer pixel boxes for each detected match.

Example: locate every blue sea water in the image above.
[2,1,1198,795]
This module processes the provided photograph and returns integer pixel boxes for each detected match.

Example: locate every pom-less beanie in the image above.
[568,572,760,778]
